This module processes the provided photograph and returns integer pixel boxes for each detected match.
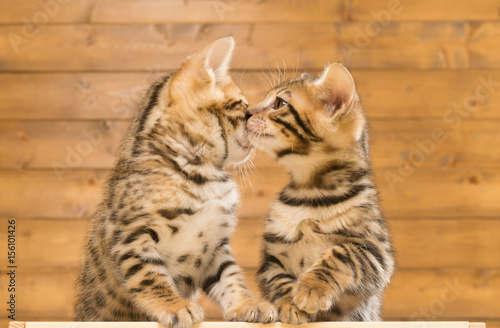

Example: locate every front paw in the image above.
[224,300,259,323]
[224,299,277,323]
[158,300,204,328]
[277,300,310,325]
[292,272,338,314]
[256,300,277,323]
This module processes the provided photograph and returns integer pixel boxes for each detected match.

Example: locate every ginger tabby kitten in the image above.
[247,64,394,323]
[75,37,275,328]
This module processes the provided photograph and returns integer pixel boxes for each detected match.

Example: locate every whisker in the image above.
[239,59,254,90]
[294,50,300,76]
[242,67,258,94]
[274,57,284,85]
[282,59,288,82]
[267,67,277,87]
[257,71,273,91]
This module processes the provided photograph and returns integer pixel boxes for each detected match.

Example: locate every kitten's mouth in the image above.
[258,133,274,138]
[247,127,274,139]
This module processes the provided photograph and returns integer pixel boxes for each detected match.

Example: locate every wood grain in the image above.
[0,318,492,328]
[2,70,500,120]
[1,217,499,270]
[1,322,483,328]
[3,322,483,328]
[2,268,497,321]
[2,22,500,70]
[350,0,500,21]
[0,0,347,24]
[3,0,499,23]
[0,0,499,324]
[239,168,500,219]
[2,120,499,169]
[1,168,499,219]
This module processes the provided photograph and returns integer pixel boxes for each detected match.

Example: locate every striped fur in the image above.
[75,37,275,328]
[247,64,395,323]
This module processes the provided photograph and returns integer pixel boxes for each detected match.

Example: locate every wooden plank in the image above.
[230,218,500,269]
[2,71,500,120]
[368,120,500,169]
[351,0,500,21]
[2,22,500,70]
[1,168,500,219]
[0,170,106,219]
[0,73,149,120]
[2,0,499,23]
[0,318,492,328]
[3,268,498,320]
[0,23,335,71]
[382,269,500,319]
[484,322,500,328]
[4,322,479,328]
[0,0,346,24]
[239,168,500,219]
[0,121,128,169]
[2,218,499,270]
[3,319,493,327]
[2,322,494,328]
[2,120,500,169]
[9,322,479,328]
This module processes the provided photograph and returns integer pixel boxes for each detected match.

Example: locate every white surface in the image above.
[18,321,472,328]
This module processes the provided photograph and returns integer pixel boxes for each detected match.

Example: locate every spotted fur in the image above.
[247,64,395,323]
[75,37,275,328]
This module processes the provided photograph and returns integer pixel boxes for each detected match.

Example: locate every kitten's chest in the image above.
[156,188,239,273]
[266,213,344,276]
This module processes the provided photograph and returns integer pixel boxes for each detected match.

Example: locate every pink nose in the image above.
[247,105,262,115]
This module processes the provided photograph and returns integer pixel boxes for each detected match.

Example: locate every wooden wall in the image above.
[0,1,499,327]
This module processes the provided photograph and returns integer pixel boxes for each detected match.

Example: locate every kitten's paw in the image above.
[158,300,204,328]
[277,300,309,325]
[224,299,276,323]
[293,274,337,314]
[256,300,277,323]
[223,302,259,323]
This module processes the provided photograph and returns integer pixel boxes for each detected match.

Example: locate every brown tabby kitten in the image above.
[247,64,395,323]
[75,37,275,328]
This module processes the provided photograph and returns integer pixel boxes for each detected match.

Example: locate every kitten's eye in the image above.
[273,97,288,110]
[227,100,243,110]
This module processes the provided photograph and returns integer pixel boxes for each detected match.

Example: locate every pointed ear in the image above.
[314,63,355,117]
[203,36,234,82]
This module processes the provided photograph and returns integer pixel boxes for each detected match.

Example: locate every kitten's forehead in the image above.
[218,75,246,101]
[269,74,315,96]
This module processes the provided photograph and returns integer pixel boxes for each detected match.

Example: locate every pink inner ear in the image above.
[317,64,355,117]
[204,37,234,81]
[324,94,346,117]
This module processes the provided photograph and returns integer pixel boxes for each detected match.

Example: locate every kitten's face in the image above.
[247,64,364,164]
[169,37,254,166]
[210,75,254,165]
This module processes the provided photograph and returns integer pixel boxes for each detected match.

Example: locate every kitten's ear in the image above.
[314,63,355,117]
[203,36,235,82]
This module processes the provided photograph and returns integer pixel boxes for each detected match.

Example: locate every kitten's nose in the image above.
[247,105,261,115]
[245,112,253,121]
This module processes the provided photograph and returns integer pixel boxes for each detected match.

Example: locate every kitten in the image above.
[247,64,395,323]
[75,37,275,328]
